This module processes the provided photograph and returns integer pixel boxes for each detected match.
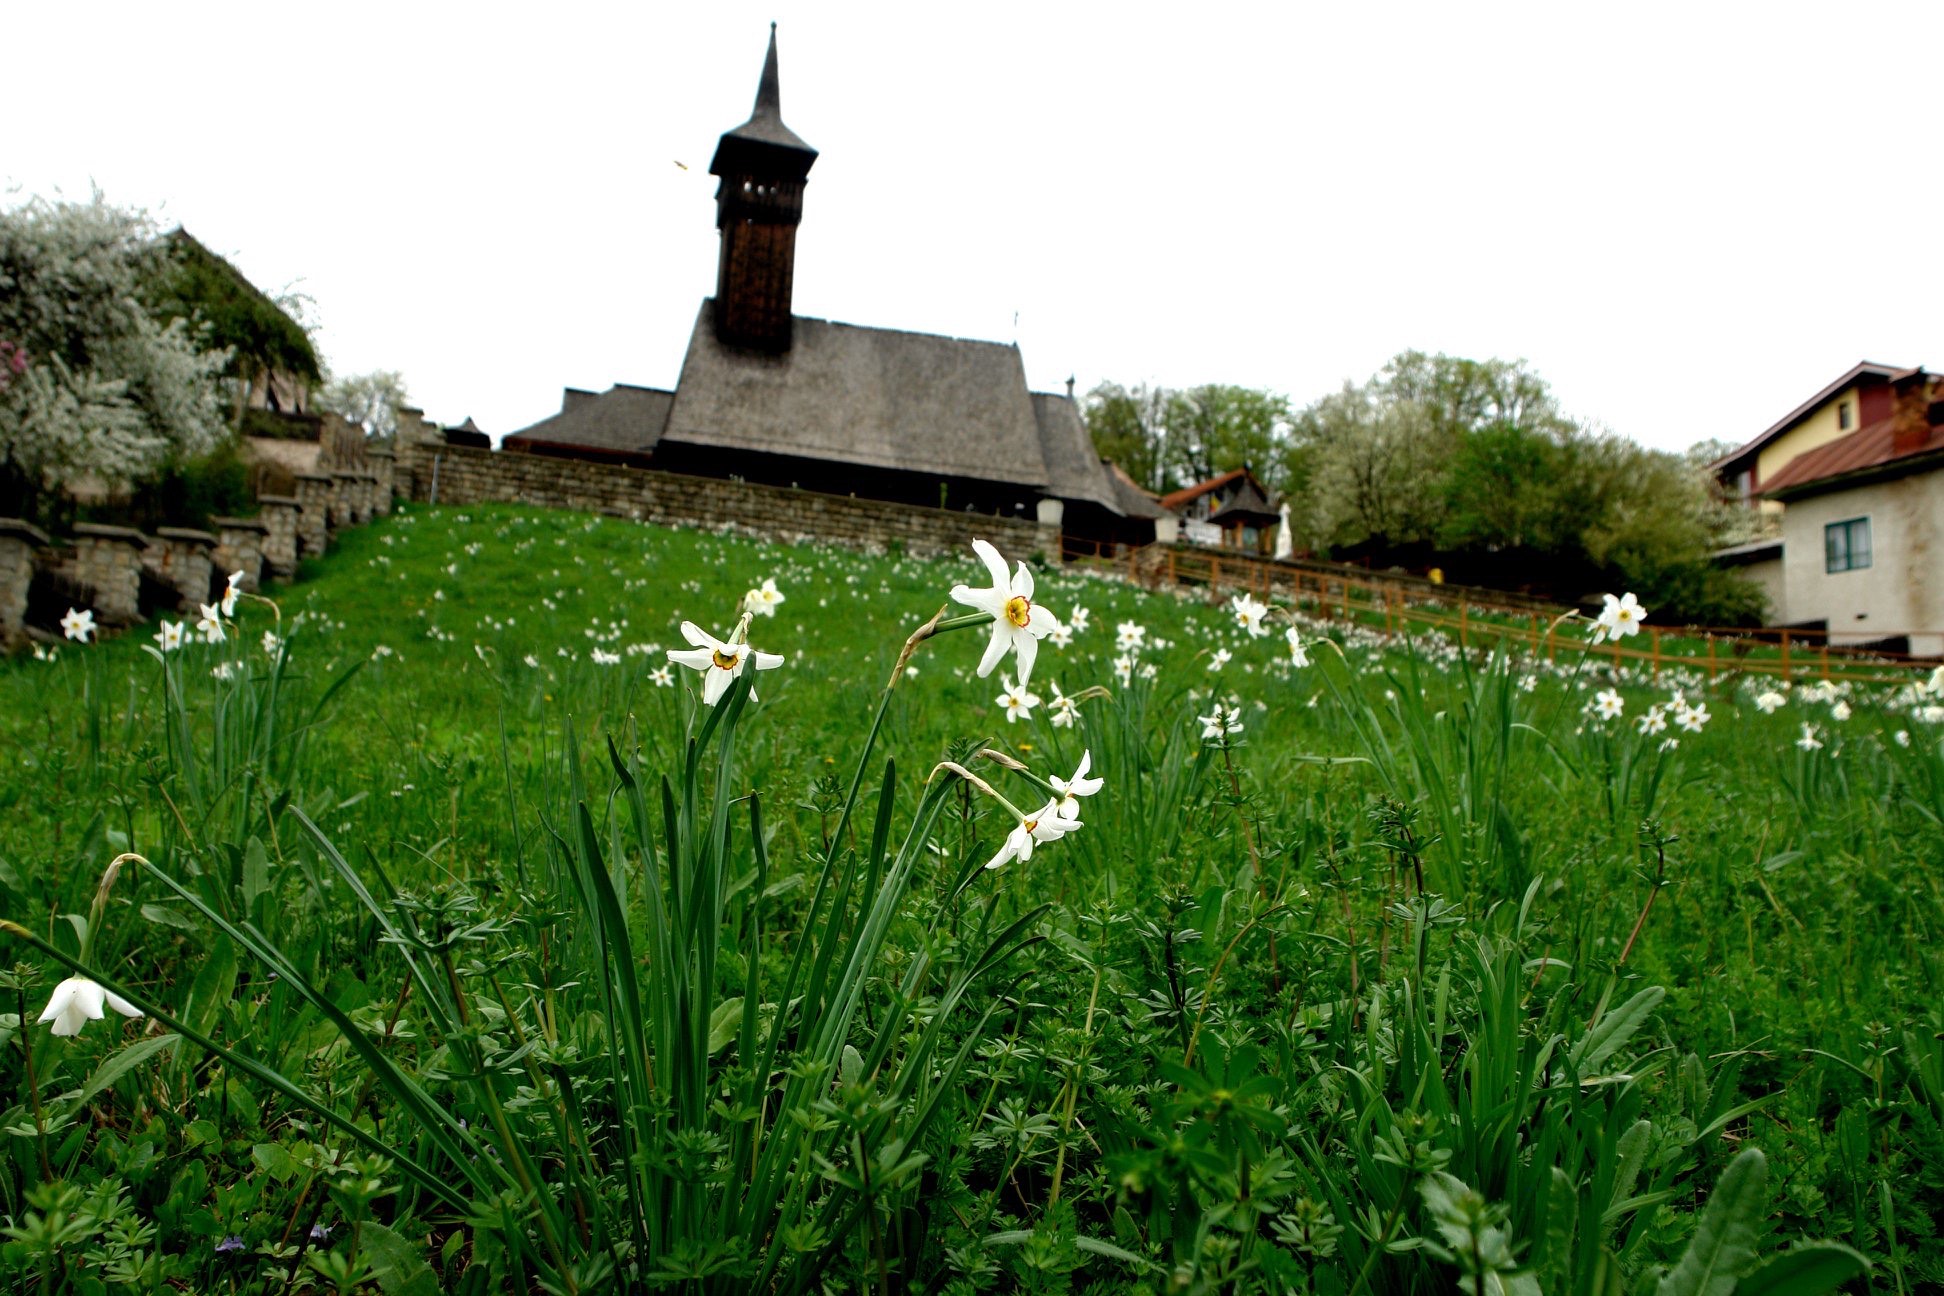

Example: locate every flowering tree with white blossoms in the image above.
[0,195,229,514]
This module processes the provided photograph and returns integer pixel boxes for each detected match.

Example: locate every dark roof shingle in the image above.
[504,385,673,457]
[664,302,1050,488]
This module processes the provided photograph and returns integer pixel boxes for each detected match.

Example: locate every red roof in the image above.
[1761,416,1944,497]
[1160,467,1255,511]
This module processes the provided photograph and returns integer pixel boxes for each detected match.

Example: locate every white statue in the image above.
[1273,499,1294,561]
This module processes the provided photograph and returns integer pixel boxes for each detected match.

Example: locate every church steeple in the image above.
[709,24,818,354]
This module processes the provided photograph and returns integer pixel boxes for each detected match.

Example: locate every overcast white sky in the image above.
[9,3,1942,454]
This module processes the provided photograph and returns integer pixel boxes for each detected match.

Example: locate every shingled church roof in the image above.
[664,302,1047,488]
[503,384,673,458]
[1030,393,1145,515]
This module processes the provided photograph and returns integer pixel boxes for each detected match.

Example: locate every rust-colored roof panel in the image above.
[1761,418,1944,495]
[1159,468,1250,511]
[1708,359,1904,474]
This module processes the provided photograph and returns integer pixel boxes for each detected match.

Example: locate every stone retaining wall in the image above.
[396,442,1058,561]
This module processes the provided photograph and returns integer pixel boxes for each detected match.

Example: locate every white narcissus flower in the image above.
[1754,690,1785,714]
[39,976,142,1037]
[1115,621,1147,652]
[985,799,1083,870]
[949,540,1062,686]
[666,621,784,705]
[1207,647,1232,672]
[1285,627,1310,668]
[1637,706,1667,735]
[1049,691,1079,729]
[61,607,95,642]
[743,578,786,617]
[1068,606,1090,633]
[649,665,673,687]
[1796,724,1824,752]
[1229,593,1269,638]
[1049,750,1103,820]
[1591,592,1647,644]
[1830,700,1852,722]
[1677,703,1710,733]
[196,603,225,644]
[1048,623,1074,650]
[154,621,185,653]
[220,570,244,617]
[1594,689,1624,720]
[996,676,1040,723]
[1198,706,1244,741]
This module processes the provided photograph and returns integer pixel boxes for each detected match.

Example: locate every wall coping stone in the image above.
[72,522,152,547]
[257,495,301,506]
[294,473,332,484]
[0,518,50,546]
[210,515,270,534]
[155,527,218,546]
[366,447,396,459]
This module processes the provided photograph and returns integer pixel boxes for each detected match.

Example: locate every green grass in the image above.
[0,501,1936,1294]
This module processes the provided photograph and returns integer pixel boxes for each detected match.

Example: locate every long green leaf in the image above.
[1658,1148,1767,1296]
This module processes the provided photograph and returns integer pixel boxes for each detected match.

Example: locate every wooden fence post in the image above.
[1780,630,1791,682]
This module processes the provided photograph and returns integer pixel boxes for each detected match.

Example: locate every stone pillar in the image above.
[211,516,270,593]
[367,449,396,516]
[293,474,332,557]
[0,518,50,645]
[149,527,218,612]
[392,408,445,501]
[257,496,301,580]
[70,523,151,625]
[326,474,357,528]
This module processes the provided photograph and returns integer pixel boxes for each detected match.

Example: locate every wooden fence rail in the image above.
[1060,538,1937,686]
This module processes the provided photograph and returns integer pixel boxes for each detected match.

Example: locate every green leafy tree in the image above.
[1379,349,1572,442]
[0,196,229,519]
[1161,384,1291,490]
[1083,381,1173,494]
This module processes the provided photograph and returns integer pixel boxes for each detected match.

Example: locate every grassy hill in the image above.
[0,502,1936,1293]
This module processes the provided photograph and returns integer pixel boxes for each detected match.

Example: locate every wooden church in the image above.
[501,26,1166,547]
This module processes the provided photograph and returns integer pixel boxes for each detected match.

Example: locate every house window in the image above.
[1838,401,1853,431]
[1824,517,1871,573]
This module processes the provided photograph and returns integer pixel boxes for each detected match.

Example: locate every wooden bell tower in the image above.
[709,25,818,354]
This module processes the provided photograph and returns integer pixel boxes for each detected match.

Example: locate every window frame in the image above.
[1824,516,1872,574]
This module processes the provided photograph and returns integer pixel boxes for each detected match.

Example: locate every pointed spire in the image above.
[713,23,816,163]
[752,22,782,123]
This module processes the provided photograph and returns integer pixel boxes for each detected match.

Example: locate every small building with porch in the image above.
[1158,468,1281,554]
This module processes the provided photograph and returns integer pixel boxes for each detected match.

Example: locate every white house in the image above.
[1756,368,1944,655]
